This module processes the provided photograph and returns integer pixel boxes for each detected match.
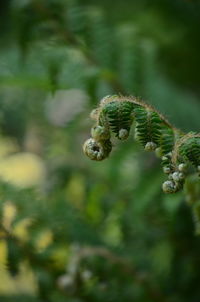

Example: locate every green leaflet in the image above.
[179,136,200,167]
[99,101,135,139]
[160,127,175,156]
[133,105,163,149]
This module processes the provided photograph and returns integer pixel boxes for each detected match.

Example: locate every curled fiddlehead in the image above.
[83,95,200,194]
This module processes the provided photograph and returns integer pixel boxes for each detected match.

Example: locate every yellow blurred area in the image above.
[0,241,37,295]
[2,201,17,231]
[50,245,69,270]
[66,173,86,208]
[0,152,46,188]
[0,241,7,272]
[0,137,18,159]
[35,229,53,252]
[13,218,34,242]
[2,202,34,242]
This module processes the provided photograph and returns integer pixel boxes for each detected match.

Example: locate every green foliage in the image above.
[0,0,200,302]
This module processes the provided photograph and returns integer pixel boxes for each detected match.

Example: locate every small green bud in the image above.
[178,163,187,172]
[118,129,129,140]
[91,126,110,141]
[178,172,185,180]
[83,138,112,161]
[145,142,157,151]
[172,172,180,182]
[162,181,176,193]
[163,166,171,174]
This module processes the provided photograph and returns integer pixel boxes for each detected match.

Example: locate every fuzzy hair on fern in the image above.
[83,95,200,194]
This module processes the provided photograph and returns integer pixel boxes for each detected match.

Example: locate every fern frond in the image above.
[83,95,200,194]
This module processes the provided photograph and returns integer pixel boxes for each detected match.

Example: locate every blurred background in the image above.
[0,0,200,301]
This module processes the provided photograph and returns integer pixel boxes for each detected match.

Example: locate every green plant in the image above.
[1,1,200,301]
[83,95,200,194]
